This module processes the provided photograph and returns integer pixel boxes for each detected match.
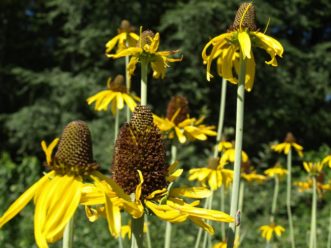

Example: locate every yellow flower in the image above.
[241,171,267,183]
[213,240,239,248]
[105,20,139,54]
[188,158,233,191]
[271,132,303,157]
[220,147,248,166]
[294,177,331,195]
[107,29,182,79]
[264,164,287,178]
[303,162,323,176]
[82,106,233,235]
[259,223,285,241]
[218,140,233,152]
[0,121,106,248]
[202,2,283,91]
[322,155,331,168]
[153,96,216,143]
[87,75,139,115]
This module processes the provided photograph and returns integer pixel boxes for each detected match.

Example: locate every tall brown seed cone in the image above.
[228,2,257,31]
[111,106,168,197]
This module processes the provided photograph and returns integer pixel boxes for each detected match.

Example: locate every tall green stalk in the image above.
[270,176,280,223]
[63,214,75,248]
[327,207,331,248]
[202,193,214,248]
[235,181,245,244]
[131,215,145,248]
[309,177,317,248]
[145,214,152,248]
[140,61,148,106]
[164,144,177,248]
[220,187,226,239]
[125,54,131,122]
[226,53,246,248]
[286,149,296,248]
[213,78,228,158]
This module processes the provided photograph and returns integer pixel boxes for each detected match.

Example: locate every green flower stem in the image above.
[131,215,145,248]
[114,109,120,142]
[195,199,209,248]
[327,206,331,248]
[164,144,177,248]
[118,236,123,248]
[140,61,148,106]
[309,176,317,248]
[125,54,131,122]
[145,214,152,248]
[202,193,214,248]
[235,181,245,244]
[226,54,246,248]
[220,186,226,239]
[63,214,75,248]
[266,241,271,248]
[286,149,296,248]
[213,78,228,158]
[270,176,280,223]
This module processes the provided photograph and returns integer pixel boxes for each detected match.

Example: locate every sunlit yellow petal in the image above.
[238,31,251,59]
[169,187,211,199]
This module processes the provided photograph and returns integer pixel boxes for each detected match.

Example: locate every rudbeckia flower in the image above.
[82,106,233,236]
[87,75,139,115]
[107,29,182,79]
[259,223,285,241]
[153,96,216,144]
[303,162,324,177]
[241,160,267,183]
[202,2,284,92]
[188,157,234,191]
[105,19,139,54]
[0,121,107,248]
[271,132,304,157]
[219,146,248,166]
[322,154,331,168]
[264,164,287,178]
[218,139,233,152]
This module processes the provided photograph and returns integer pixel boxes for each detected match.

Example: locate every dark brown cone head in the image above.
[118,19,135,33]
[284,132,296,143]
[229,2,257,31]
[53,120,98,175]
[111,105,168,197]
[138,30,155,48]
[241,160,252,174]
[166,96,189,125]
[208,157,219,170]
[108,75,127,93]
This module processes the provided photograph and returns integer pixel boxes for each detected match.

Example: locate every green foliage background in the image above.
[0,0,331,247]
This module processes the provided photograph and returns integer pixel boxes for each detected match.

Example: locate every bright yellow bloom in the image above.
[271,132,303,157]
[264,164,287,178]
[105,20,139,54]
[108,30,182,79]
[0,121,105,248]
[213,240,239,248]
[294,178,331,195]
[259,223,285,241]
[220,148,248,166]
[153,114,216,144]
[189,158,233,191]
[87,75,139,115]
[218,140,233,152]
[202,3,283,91]
[322,155,331,168]
[241,171,267,183]
[303,162,323,176]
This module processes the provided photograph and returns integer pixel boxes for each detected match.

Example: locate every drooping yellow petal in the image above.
[97,91,117,111]
[44,176,82,243]
[238,31,251,59]
[244,52,256,92]
[0,171,54,229]
[122,94,138,111]
[116,94,125,110]
[107,47,142,59]
[105,34,121,54]
[105,193,122,237]
[174,127,186,143]
[170,187,211,199]
[190,216,214,234]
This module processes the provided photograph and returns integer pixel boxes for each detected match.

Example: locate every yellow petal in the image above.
[105,34,121,54]
[0,172,54,229]
[107,47,142,59]
[190,216,214,234]
[105,193,121,237]
[174,127,186,143]
[244,52,256,92]
[170,187,211,199]
[122,94,137,111]
[238,31,251,59]
[116,94,124,110]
